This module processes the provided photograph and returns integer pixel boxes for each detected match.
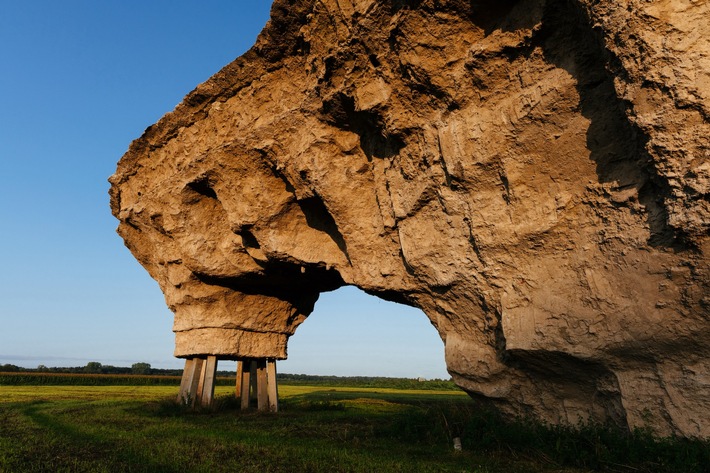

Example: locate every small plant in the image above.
[180,392,193,407]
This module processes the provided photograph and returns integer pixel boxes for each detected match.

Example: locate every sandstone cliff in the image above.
[110,0,710,437]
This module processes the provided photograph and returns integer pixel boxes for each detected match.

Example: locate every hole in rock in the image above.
[239,229,261,249]
[186,177,218,200]
[280,286,449,380]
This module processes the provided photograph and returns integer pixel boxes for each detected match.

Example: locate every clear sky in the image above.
[0,1,448,379]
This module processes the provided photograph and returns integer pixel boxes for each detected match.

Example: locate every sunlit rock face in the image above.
[110,0,710,437]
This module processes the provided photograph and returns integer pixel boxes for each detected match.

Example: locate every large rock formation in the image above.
[109,0,710,437]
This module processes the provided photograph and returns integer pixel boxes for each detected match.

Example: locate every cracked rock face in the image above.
[110,0,710,437]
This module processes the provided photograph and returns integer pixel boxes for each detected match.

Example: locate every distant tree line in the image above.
[1,363,457,390]
[1,362,182,376]
[274,373,458,391]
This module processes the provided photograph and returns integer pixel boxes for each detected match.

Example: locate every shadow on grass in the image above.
[147,389,710,473]
[19,401,182,473]
[11,391,709,473]
[279,391,710,473]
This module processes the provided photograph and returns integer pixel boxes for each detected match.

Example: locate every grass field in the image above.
[1,378,708,473]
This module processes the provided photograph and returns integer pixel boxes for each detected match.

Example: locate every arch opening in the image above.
[280,286,449,380]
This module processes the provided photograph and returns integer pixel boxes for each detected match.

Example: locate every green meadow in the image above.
[1,375,708,473]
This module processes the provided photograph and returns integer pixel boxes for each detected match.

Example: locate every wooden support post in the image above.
[249,360,258,403]
[177,357,205,406]
[240,359,252,410]
[177,358,195,404]
[200,355,218,408]
[194,357,207,406]
[188,358,205,407]
[256,358,268,411]
[235,360,243,399]
[181,357,278,413]
[236,358,279,413]
[267,359,278,413]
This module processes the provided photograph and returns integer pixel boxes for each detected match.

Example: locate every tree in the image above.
[131,362,151,375]
[84,361,103,374]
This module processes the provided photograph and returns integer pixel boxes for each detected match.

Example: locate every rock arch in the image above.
[110,0,710,437]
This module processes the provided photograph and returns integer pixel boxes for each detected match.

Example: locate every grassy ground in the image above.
[0,383,707,473]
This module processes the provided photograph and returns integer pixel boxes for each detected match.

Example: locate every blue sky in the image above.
[0,1,448,379]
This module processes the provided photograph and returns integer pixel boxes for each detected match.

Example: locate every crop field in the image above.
[1,374,708,473]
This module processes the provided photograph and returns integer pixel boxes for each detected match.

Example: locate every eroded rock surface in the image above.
[110,0,710,437]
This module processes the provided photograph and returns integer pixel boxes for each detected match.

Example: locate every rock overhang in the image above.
[110,0,710,437]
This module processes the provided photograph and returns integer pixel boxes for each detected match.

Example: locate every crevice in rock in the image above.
[492,306,507,361]
[398,248,417,277]
[464,216,487,266]
[368,53,380,68]
[297,194,350,262]
[434,133,461,190]
[540,0,685,250]
[150,213,169,236]
[125,217,140,231]
[271,166,297,195]
[438,154,453,188]
[399,62,457,108]
[238,228,261,250]
[499,171,511,204]
[321,92,404,159]
[320,55,338,85]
